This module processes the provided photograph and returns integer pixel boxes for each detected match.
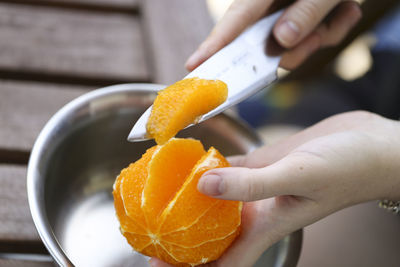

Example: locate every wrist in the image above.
[377,118,400,200]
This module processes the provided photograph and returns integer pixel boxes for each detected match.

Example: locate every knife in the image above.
[128,10,283,142]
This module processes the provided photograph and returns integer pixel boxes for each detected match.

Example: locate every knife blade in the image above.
[128,10,283,142]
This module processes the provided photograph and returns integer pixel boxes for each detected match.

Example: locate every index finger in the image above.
[185,0,273,71]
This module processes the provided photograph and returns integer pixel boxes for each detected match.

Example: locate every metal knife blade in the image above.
[128,10,283,142]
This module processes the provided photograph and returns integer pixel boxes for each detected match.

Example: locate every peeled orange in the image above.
[113,138,242,266]
[146,77,228,144]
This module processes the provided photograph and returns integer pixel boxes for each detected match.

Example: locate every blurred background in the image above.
[0,0,400,266]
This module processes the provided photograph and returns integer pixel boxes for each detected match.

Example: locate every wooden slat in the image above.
[1,0,140,11]
[0,259,54,267]
[0,2,150,83]
[142,0,214,84]
[0,80,92,152]
[32,0,139,9]
[0,165,38,242]
[0,164,53,256]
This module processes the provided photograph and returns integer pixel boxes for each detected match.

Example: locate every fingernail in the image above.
[185,50,202,70]
[198,174,225,196]
[276,20,300,47]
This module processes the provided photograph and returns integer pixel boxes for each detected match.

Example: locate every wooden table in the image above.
[0,0,213,265]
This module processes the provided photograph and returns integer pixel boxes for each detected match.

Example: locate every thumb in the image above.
[197,165,294,201]
[198,150,328,201]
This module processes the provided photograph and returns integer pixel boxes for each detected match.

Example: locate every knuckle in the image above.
[237,155,250,167]
[244,173,265,201]
[280,55,296,70]
[280,49,305,69]
[290,149,326,163]
[293,0,321,29]
[321,27,345,47]
[230,0,255,20]
[213,33,231,51]
[232,6,254,26]
[349,110,378,120]
[285,150,328,180]
[200,37,223,56]
[324,36,341,47]
[324,110,381,128]
[343,110,382,123]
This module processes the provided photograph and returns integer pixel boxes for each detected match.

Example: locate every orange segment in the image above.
[159,147,230,234]
[161,231,239,265]
[119,146,157,231]
[161,200,242,247]
[142,138,206,232]
[123,232,152,252]
[147,78,228,144]
[155,244,190,267]
[113,173,146,234]
[141,244,161,262]
[143,244,190,267]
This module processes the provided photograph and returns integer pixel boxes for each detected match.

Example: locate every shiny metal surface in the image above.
[27,84,301,267]
[128,11,283,142]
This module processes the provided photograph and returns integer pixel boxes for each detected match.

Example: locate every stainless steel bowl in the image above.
[27,84,302,267]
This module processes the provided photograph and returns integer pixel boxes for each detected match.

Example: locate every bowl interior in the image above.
[33,86,300,266]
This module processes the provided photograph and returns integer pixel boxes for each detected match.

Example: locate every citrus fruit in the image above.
[113,138,242,266]
[146,77,228,144]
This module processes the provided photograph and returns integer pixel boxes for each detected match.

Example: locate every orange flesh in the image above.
[113,139,242,266]
[142,138,206,232]
[147,78,228,145]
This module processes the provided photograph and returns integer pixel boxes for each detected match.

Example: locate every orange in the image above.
[113,138,242,266]
[146,77,228,144]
